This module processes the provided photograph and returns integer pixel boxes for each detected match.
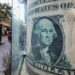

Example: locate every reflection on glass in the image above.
[12,0,26,75]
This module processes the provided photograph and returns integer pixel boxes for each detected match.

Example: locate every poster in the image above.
[26,0,75,75]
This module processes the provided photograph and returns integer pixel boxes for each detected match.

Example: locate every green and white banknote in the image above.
[26,0,75,75]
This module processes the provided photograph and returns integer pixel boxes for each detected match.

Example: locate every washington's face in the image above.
[39,19,55,46]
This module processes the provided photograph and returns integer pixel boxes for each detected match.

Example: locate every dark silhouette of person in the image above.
[0,24,2,44]
[7,28,11,43]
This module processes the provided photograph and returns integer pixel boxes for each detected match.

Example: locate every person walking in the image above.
[0,24,2,44]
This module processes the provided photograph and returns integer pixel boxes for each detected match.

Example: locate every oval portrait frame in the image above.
[31,16,65,67]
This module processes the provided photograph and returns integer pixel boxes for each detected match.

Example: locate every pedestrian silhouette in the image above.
[0,24,2,44]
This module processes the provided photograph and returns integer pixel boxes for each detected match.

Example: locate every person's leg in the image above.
[0,71,5,75]
[0,36,3,45]
[0,36,1,43]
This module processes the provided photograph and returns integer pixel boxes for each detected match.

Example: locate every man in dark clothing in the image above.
[0,24,2,44]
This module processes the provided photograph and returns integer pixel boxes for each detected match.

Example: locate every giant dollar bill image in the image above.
[28,16,65,66]
[26,0,75,75]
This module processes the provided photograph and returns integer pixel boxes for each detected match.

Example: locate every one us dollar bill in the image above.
[26,0,75,75]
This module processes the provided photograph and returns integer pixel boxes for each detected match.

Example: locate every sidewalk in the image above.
[0,36,11,75]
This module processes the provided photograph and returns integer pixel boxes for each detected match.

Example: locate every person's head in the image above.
[32,17,57,48]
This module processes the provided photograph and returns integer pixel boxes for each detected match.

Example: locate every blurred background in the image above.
[0,0,12,75]
[0,0,27,75]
